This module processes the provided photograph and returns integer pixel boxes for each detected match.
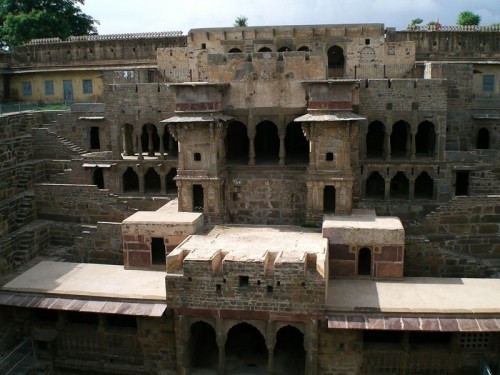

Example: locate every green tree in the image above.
[407,18,423,30]
[0,0,98,48]
[457,11,481,26]
[233,15,248,27]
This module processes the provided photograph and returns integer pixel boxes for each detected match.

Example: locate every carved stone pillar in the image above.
[278,126,286,166]
[248,127,256,166]
[159,126,165,159]
[146,125,155,156]
[121,126,128,156]
[216,318,225,375]
[410,130,416,160]
[384,178,391,200]
[138,172,145,194]
[384,130,391,161]
[136,130,144,160]
[409,177,415,200]
[405,128,411,159]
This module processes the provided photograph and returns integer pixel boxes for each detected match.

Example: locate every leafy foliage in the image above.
[233,15,248,27]
[456,11,481,26]
[0,0,98,48]
[407,18,423,30]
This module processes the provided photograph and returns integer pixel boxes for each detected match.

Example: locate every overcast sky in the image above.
[81,0,500,35]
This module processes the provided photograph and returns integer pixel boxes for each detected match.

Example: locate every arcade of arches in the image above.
[120,123,178,159]
[186,320,308,375]
[364,170,434,200]
[365,120,437,160]
[122,166,177,194]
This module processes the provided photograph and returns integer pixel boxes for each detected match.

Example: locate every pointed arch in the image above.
[390,172,409,199]
[391,121,410,158]
[366,121,385,158]
[225,121,249,163]
[327,45,345,78]
[477,127,490,149]
[365,171,385,199]
[189,321,218,370]
[274,325,305,375]
[285,122,309,164]
[415,171,434,199]
[415,121,436,157]
[144,167,161,193]
[255,120,279,164]
[141,123,160,157]
[225,323,267,373]
[123,167,139,192]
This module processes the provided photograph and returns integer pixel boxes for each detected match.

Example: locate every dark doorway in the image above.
[391,121,410,158]
[366,121,385,158]
[90,127,100,149]
[225,323,267,374]
[327,45,345,78]
[414,172,434,199]
[193,184,204,212]
[274,326,305,375]
[93,167,104,189]
[285,122,309,164]
[226,121,249,163]
[390,172,409,199]
[144,167,161,193]
[365,171,385,199]
[255,121,279,164]
[324,186,336,213]
[415,121,435,157]
[358,247,372,276]
[477,128,490,149]
[151,237,166,265]
[141,124,160,156]
[455,171,469,196]
[123,167,139,192]
[166,168,177,193]
[190,321,218,371]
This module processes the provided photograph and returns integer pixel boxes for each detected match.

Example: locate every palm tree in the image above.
[233,16,248,27]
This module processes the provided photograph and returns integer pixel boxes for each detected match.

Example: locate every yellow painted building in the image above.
[9,69,104,103]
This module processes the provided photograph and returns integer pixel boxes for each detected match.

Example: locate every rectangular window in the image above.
[483,74,495,91]
[44,80,54,96]
[22,81,32,96]
[82,79,93,94]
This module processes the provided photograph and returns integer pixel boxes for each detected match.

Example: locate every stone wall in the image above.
[226,167,307,225]
[11,35,187,68]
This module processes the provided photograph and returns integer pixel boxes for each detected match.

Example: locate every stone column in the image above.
[121,126,128,156]
[266,321,276,375]
[305,320,318,375]
[147,125,155,156]
[160,171,167,194]
[384,130,391,161]
[159,126,165,159]
[409,177,415,200]
[138,172,145,194]
[216,318,225,375]
[248,127,256,166]
[278,126,286,166]
[136,130,144,160]
[410,129,416,160]
[405,128,411,159]
[384,178,391,200]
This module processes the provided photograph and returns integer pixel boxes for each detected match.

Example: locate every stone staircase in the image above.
[14,192,35,229]
[56,134,87,156]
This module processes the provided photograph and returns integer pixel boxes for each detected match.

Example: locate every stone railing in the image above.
[26,31,183,45]
[407,25,500,32]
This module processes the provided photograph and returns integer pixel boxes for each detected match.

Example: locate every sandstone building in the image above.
[0,23,499,374]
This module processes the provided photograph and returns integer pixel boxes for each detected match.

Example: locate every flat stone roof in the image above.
[327,277,500,314]
[123,210,202,224]
[323,209,404,244]
[2,261,166,300]
[177,225,325,261]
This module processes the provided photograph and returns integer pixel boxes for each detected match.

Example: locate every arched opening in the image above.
[274,326,305,375]
[358,247,372,276]
[90,126,100,149]
[297,46,310,52]
[121,123,135,156]
[166,168,177,193]
[92,167,104,189]
[278,46,291,52]
[228,48,242,53]
[193,184,204,212]
[144,167,161,193]
[189,321,218,371]
[365,171,384,199]
[390,172,409,199]
[366,121,385,158]
[163,127,178,156]
[123,167,139,192]
[141,124,160,157]
[477,127,490,149]
[225,121,249,163]
[415,121,436,157]
[255,121,279,164]
[414,172,434,199]
[391,121,410,158]
[225,323,267,374]
[323,186,336,213]
[327,45,344,78]
[258,47,272,52]
[285,122,309,164]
